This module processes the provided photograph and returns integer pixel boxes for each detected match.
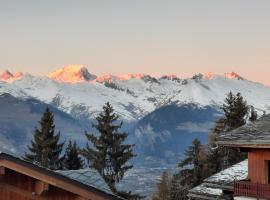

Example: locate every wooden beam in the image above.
[0,181,47,200]
[0,159,115,200]
[0,167,5,176]
[35,180,49,195]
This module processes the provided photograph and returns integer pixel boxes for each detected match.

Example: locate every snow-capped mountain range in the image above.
[1,65,269,122]
[1,65,270,198]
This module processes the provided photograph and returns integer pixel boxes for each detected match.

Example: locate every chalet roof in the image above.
[56,169,113,195]
[0,152,123,200]
[217,114,270,147]
[188,160,247,199]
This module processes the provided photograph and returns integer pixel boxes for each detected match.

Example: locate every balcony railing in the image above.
[234,181,270,199]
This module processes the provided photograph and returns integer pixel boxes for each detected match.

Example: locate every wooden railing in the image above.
[234,181,270,199]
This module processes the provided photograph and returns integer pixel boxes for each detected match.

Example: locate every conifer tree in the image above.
[63,140,84,170]
[223,92,248,131]
[152,171,170,200]
[81,102,136,195]
[222,92,249,168]
[249,106,258,122]
[24,107,64,170]
[178,138,203,187]
[169,173,185,200]
[206,118,226,174]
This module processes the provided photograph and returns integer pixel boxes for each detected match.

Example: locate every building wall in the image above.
[248,148,270,184]
[0,168,99,200]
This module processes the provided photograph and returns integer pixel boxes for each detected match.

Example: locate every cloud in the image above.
[176,121,214,133]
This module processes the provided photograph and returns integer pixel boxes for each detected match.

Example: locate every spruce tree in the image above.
[178,138,203,187]
[206,118,226,174]
[165,139,204,200]
[249,106,258,122]
[63,140,84,170]
[24,107,64,170]
[81,102,136,195]
[222,92,249,168]
[223,92,248,131]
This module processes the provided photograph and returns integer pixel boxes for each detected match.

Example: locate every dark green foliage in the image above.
[169,173,186,200]
[178,139,204,187]
[222,92,249,168]
[249,106,258,122]
[24,107,64,170]
[206,118,226,174]
[63,140,84,170]
[81,102,136,198]
[223,92,249,131]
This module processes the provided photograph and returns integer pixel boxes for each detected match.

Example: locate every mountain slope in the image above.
[1,68,268,124]
[130,104,221,165]
[0,93,86,154]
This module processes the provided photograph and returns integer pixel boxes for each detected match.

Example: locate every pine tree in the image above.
[169,173,186,200]
[223,92,248,131]
[166,139,204,200]
[178,138,203,187]
[152,171,170,200]
[24,107,64,170]
[206,118,226,174]
[81,102,136,196]
[222,92,249,168]
[249,106,258,122]
[63,140,84,170]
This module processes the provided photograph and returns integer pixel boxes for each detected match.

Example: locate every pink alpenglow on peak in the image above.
[118,73,147,81]
[0,70,23,82]
[204,72,217,80]
[204,72,244,80]
[224,72,244,80]
[95,73,151,83]
[95,74,119,83]
[48,65,97,83]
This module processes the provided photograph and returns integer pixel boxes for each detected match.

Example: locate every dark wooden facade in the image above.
[0,168,81,200]
[0,153,121,200]
[248,148,270,184]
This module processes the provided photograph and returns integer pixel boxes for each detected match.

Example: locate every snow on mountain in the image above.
[1,67,270,122]
[48,65,97,83]
[0,70,23,83]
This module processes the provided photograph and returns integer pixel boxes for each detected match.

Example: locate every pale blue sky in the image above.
[1,0,270,84]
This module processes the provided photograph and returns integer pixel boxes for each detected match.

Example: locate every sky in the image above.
[1,0,270,85]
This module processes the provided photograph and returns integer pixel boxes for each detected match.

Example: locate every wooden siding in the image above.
[0,158,114,200]
[248,149,270,184]
[0,168,84,200]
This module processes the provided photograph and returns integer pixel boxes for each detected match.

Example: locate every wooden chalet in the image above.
[217,114,270,199]
[0,152,123,200]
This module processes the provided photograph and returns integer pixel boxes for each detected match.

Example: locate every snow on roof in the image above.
[188,160,248,199]
[204,159,248,186]
[188,183,223,200]
[56,169,113,195]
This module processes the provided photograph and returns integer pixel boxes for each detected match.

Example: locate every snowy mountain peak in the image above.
[204,72,244,80]
[224,72,244,80]
[48,65,97,83]
[95,73,150,83]
[118,73,147,81]
[0,70,23,82]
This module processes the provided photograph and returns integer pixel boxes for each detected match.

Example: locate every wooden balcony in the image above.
[234,181,270,199]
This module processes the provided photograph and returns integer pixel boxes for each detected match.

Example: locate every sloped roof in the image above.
[188,160,248,199]
[57,169,113,195]
[217,115,270,147]
[0,153,123,200]
[188,183,223,200]
[204,160,248,188]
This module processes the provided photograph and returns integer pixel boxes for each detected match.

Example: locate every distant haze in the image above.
[1,1,270,85]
